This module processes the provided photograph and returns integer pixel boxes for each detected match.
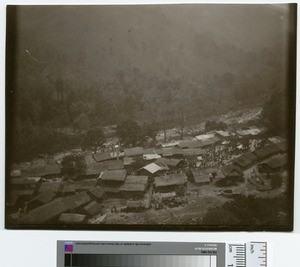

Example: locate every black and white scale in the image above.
[57,240,268,267]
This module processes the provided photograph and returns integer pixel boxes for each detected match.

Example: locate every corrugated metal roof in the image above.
[140,163,164,174]
[8,189,35,205]
[82,160,124,176]
[216,130,231,137]
[178,140,202,149]
[160,141,179,148]
[143,148,162,154]
[61,179,98,192]
[22,163,61,177]
[154,173,187,188]
[119,175,149,192]
[254,144,280,159]
[155,157,183,168]
[263,153,288,169]
[10,177,41,185]
[123,157,134,165]
[195,133,215,140]
[161,147,183,157]
[119,183,147,192]
[10,169,21,177]
[236,127,262,136]
[19,198,69,224]
[84,154,97,165]
[124,147,144,157]
[99,169,127,182]
[182,148,204,156]
[83,201,102,216]
[39,182,62,193]
[234,152,257,167]
[89,187,104,199]
[220,164,243,177]
[191,169,211,183]
[275,141,288,152]
[62,191,92,210]
[268,136,285,144]
[29,191,56,204]
[143,154,161,160]
[126,200,146,208]
[101,186,120,194]
[40,162,61,176]
[125,175,148,184]
[93,152,112,162]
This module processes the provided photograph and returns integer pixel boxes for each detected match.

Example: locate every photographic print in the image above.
[5,4,296,230]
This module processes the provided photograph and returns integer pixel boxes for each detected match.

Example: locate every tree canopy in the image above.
[82,128,105,152]
[205,120,227,132]
[116,119,158,147]
[202,195,290,227]
[262,90,288,136]
[116,119,146,147]
[61,154,86,179]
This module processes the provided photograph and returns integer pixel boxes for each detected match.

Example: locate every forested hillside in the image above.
[7,5,292,162]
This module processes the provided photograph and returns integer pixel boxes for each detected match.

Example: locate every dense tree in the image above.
[116,119,146,147]
[143,122,158,142]
[177,111,186,139]
[73,113,90,130]
[202,207,240,225]
[82,128,105,152]
[262,90,288,136]
[205,120,227,132]
[270,174,283,189]
[61,154,86,179]
[202,195,290,227]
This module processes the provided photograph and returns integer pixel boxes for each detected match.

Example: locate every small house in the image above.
[178,139,202,149]
[83,201,103,217]
[253,144,280,160]
[88,187,104,201]
[161,147,184,158]
[137,163,166,176]
[124,147,144,157]
[119,175,149,198]
[154,173,187,195]
[234,152,258,170]
[60,179,98,194]
[84,154,97,165]
[39,181,62,194]
[190,169,211,185]
[99,169,127,186]
[19,198,69,224]
[122,200,147,212]
[27,191,56,211]
[182,148,204,157]
[215,164,244,186]
[159,141,179,148]
[155,157,184,169]
[80,160,124,178]
[93,152,113,162]
[143,153,161,160]
[259,153,288,173]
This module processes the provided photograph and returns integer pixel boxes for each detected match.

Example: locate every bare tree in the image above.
[177,110,186,140]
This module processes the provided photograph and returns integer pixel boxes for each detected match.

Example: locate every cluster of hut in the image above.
[8,126,288,225]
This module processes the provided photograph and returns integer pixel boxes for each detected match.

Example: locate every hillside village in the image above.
[7,107,289,227]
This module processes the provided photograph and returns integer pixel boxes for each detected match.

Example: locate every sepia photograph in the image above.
[5,4,296,230]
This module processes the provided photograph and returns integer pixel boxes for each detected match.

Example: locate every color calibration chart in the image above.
[57,241,267,267]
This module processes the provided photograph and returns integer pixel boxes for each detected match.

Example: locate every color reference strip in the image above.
[65,254,217,267]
